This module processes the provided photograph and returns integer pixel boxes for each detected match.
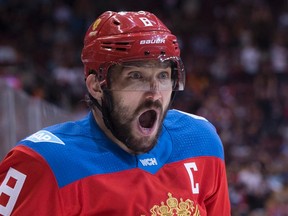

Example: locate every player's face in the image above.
[107,61,172,153]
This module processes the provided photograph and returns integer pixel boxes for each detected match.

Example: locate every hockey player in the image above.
[0,11,231,215]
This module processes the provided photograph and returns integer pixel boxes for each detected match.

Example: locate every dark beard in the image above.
[109,99,168,154]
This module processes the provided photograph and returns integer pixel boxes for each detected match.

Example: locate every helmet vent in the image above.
[173,40,179,50]
[101,41,131,52]
[115,42,130,45]
[144,51,150,55]
[116,47,127,51]
[113,19,121,25]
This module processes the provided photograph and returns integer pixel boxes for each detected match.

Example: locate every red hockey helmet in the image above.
[81,11,185,91]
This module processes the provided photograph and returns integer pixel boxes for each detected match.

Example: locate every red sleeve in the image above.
[0,145,63,216]
[205,159,231,215]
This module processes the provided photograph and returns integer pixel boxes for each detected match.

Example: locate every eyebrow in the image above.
[121,60,171,68]
[109,63,171,80]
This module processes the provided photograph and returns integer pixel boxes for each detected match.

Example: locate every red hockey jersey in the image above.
[0,110,231,215]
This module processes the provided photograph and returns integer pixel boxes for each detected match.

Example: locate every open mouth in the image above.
[138,110,157,134]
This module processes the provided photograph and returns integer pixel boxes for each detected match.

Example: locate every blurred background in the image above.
[1,0,288,215]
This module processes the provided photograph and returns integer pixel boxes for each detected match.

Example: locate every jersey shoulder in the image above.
[164,109,225,161]
[19,112,97,153]
[17,112,133,188]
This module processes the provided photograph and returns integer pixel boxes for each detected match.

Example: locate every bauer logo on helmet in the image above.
[140,39,165,45]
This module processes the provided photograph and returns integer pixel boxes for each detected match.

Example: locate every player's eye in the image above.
[158,71,170,80]
[128,71,143,80]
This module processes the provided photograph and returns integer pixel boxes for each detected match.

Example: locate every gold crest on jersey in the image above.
[148,192,201,216]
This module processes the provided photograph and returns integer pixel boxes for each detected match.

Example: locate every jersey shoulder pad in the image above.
[164,109,225,161]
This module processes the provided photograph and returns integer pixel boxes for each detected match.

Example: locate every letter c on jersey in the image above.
[184,162,200,194]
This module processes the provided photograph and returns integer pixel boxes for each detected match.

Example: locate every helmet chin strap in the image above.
[89,92,127,146]
[100,94,117,135]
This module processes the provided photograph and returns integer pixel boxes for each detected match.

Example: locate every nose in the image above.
[150,79,159,91]
[145,81,162,101]
[145,91,162,102]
